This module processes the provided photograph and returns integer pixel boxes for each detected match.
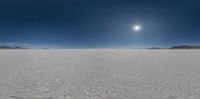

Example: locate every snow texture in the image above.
[0,49,200,99]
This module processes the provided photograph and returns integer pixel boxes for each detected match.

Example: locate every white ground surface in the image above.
[0,49,200,99]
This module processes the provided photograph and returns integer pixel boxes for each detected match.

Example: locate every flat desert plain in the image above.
[0,49,200,99]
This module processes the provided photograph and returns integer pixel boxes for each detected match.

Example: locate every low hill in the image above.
[170,45,200,49]
[0,45,26,49]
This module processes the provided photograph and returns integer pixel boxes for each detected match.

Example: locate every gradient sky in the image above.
[0,0,199,48]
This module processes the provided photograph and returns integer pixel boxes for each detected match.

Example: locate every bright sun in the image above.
[133,25,142,32]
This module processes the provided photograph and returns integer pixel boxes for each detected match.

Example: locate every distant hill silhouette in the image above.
[170,45,200,49]
[148,47,164,49]
[147,45,200,49]
[0,45,26,49]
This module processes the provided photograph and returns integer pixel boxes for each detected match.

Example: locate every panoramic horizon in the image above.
[0,0,199,48]
[1,1,200,99]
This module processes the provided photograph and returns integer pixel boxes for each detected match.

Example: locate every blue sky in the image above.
[0,0,199,48]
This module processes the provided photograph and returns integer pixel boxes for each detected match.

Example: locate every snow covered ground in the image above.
[0,49,200,99]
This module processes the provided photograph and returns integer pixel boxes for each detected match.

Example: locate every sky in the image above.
[0,0,199,48]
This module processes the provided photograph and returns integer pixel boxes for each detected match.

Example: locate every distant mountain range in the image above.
[0,46,26,49]
[0,43,58,49]
[170,45,200,49]
[0,43,200,49]
[148,45,200,49]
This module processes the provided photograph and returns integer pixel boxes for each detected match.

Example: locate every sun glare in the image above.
[133,25,142,32]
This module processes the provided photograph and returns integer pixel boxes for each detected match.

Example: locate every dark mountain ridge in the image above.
[170,45,200,49]
[0,45,26,49]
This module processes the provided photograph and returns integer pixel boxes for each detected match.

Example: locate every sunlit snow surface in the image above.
[0,49,200,99]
